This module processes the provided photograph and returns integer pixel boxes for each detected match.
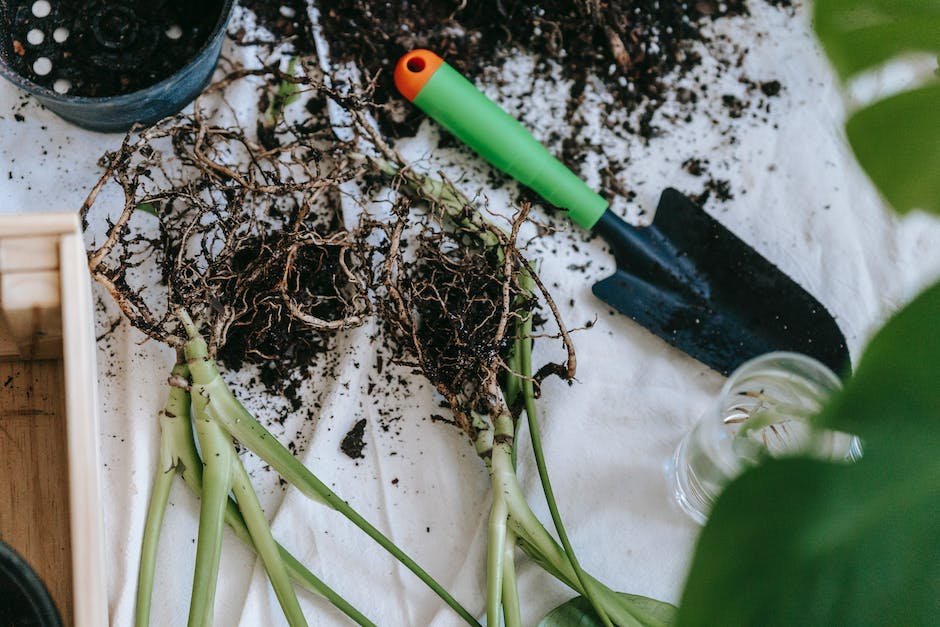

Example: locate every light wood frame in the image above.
[0,213,108,626]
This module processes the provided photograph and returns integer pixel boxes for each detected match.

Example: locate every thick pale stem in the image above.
[230,459,308,627]
[487,420,648,627]
[136,363,191,627]
[188,392,234,627]
[171,415,376,626]
[182,332,479,627]
[489,413,520,627]
[154,364,375,625]
[500,530,522,627]
[505,489,644,626]
[486,482,509,627]
[135,464,173,627]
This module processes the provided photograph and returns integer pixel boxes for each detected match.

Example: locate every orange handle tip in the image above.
[394,49,444,102]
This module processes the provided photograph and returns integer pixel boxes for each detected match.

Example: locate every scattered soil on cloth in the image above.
[320,0,763,139]
[232,0,318,54]
[2,0,228,97]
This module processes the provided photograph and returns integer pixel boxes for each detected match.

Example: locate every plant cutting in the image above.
[81,65,478,626]
[354,119,676,626]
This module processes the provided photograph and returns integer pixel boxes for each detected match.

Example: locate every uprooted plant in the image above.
[81,64,478,627]
[362,139,676,626]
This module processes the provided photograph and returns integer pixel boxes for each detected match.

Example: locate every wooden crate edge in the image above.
[0,213,80,238]
[59,229,109,627]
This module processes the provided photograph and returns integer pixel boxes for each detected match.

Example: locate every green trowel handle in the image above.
[394,49,609,230]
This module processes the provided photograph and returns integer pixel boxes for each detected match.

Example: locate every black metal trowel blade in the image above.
[591,189,850,376]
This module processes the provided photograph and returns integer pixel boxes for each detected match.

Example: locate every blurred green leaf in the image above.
[814,0,940,214]
[813,0,940,79]
[816,277,940,438]
[845,83,940,214]
[264,57,301,126]
[676,278,940,626]
[277,57,301,108]
[539,594,676,627]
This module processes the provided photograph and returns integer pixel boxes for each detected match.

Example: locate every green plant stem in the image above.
[169,400,375,627]
[501,529,522,627]
[507,336,523,471]
[478,406,658,626]
[516,304,613,627]
[181,321,479,627]
[487,415,515,627]
[487,494,509,627]
[477,409,647,626]
[143,359,374,625]
[136,362,193,627]
[230,458,308,627]
[135,452,175,626]
[505,339,522,408]
[503,483,645,626]
[374,159,501,251]
[189,387,234,627]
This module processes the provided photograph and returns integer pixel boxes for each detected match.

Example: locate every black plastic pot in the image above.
[0,0,235,132]
[0,540,63,627]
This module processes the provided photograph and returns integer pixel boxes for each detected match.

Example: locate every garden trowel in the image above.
[394,49,849,376]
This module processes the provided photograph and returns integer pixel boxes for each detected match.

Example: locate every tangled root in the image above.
[366,167,575,439]
[82,63,371,371]
[82,59,577,422]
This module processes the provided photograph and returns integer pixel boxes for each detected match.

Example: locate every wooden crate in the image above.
[0,214,108,626]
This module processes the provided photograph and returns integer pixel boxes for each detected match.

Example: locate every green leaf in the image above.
[816,276,940,438]
[844,83,940,214]
[264,57,301,126]
[813,0,940,80]
[277,57,301,107]
[676,278,940,626]
[137,202,158,217]
[539,594,676,627]
[813,0,940,214]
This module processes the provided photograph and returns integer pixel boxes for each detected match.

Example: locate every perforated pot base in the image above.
[1,0,225,97]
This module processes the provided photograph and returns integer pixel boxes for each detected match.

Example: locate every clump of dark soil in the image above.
[373,208,522,437]
[340,418,367,459]
[320,0,755,138]
[2,0,228,96]
[213,231,366,387]
[417,243,509,384]
[682,157,733,204]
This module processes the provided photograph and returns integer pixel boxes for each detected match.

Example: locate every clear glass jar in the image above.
[672,352,860,524]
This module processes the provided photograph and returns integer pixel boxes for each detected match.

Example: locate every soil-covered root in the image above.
[365,168,574,441]
[81,63,372,378]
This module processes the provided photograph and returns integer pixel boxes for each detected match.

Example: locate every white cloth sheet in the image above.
[1,2,939,626]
